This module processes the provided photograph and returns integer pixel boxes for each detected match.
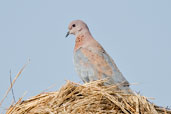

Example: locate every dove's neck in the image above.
[74,32,94,52]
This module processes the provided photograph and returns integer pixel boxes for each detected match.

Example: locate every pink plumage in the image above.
[66,20,132,93]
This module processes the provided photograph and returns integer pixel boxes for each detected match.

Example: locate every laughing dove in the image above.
[66,20,132,92]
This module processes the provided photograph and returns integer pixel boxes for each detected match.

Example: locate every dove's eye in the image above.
[72,24,76,27]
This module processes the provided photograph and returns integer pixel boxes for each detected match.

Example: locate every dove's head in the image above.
[66,20,90,37]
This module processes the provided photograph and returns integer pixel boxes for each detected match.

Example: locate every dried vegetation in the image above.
[6,80,171,114]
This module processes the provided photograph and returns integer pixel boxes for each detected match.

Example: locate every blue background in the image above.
[0,0,171,113]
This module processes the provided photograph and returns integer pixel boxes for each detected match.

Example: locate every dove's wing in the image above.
[74,45,129,86]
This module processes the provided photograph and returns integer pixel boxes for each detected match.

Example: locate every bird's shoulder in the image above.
[75,43,114,76]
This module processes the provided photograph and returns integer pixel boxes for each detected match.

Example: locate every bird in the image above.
[66,20,132,93]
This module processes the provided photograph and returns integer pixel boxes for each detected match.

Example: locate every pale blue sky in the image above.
[0,0,171,112]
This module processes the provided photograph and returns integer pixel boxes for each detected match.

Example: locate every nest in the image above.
[6,80,171,114]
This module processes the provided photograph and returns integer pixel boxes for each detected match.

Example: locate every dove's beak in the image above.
[65,31,70,37]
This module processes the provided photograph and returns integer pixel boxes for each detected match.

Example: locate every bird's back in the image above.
[74,37,130,90]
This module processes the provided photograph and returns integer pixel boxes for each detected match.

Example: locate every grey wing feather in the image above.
[74,49,98,83]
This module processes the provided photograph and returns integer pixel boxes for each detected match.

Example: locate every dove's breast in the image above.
[74,48,98,83]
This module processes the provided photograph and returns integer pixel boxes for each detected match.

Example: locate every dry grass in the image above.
[6,80,171,114]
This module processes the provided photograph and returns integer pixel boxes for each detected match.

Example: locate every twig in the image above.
[41,83,57,93]
[10,70,16,103]
[0,60,30,107]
